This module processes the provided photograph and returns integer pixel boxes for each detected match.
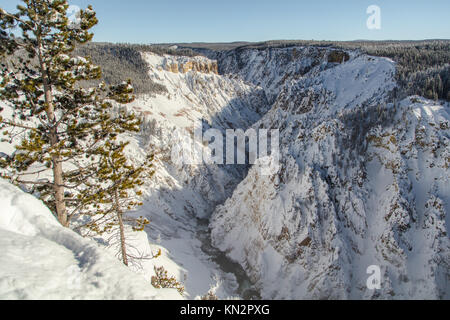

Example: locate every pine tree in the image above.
[0,1,136,227]
[84,129,155,266]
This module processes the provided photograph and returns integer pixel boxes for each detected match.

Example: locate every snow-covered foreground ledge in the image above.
[0,180,181,300]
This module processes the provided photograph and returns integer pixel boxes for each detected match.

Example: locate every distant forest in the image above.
[77,40,449,101]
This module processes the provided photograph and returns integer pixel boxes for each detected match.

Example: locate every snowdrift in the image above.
[0,179,181,300]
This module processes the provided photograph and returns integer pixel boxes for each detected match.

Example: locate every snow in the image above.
[209,48,450,299]
[0,179,181,300]
[1,44,448,300]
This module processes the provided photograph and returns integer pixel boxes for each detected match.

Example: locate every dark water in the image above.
[196,219,261,300]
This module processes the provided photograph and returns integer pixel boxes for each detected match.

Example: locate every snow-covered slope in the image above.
[0,179,181,300]
[0,50,268,299]
[209,48,450,299]
[133,52,268,130]
[115,47,449,300]
[113,52,271,298]
[1,45,448,300]
[214,46,352,104]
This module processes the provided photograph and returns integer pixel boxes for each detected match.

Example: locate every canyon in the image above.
[125,45,449,299]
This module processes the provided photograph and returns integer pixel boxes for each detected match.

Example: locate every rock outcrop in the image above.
[148,53,218,74]
[328,50,350,64]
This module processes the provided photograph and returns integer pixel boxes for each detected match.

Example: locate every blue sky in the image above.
[1,0,449,43]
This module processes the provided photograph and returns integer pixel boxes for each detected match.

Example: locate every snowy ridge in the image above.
[215,46,353,103]
[209,48,450,299]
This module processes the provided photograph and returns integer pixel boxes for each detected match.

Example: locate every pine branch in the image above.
[15,178,51,186]
[0,8,35,31]
[1,120,40,131]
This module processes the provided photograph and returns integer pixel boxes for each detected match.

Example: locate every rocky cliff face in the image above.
[213,47,354,103]
[122,46,448,299]
[110,51,270,298]
[147,53,219,74]
[208,47,450,299]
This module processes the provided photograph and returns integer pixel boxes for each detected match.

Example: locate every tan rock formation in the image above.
[164,59,219,74]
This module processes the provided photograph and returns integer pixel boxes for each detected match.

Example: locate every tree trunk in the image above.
[115,188,128,266]
[45,86,67,227]
[45,74,68,227]
[52,159,67,226]
[37,34,68,227]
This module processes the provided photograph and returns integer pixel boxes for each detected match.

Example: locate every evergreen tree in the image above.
[0,1,136,227]
[82,124,155,266]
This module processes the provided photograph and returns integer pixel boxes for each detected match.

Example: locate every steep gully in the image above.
[141,47,355,299]
[176,48,296,299]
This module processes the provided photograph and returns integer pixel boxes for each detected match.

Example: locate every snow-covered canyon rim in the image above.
[120,45,449,299]
[1,42,449,300]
